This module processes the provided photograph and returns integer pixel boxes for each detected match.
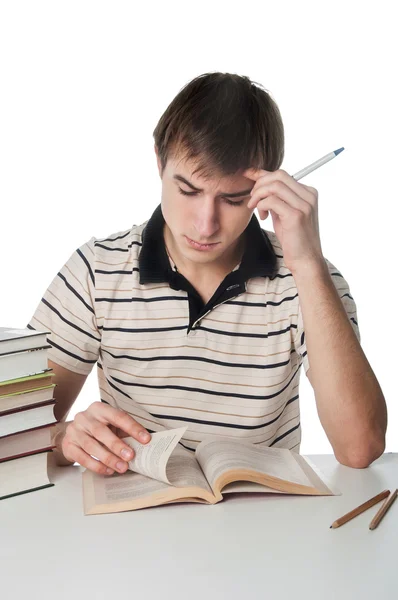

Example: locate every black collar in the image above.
[139,204,277,285]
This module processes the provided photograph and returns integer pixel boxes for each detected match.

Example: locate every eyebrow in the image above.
[173,175,252,198]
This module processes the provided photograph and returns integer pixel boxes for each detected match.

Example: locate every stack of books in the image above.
[0,327,57,500]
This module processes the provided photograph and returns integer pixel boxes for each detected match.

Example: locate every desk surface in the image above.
[1,453,397,600]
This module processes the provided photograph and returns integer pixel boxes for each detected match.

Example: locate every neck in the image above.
[164,226,246,281]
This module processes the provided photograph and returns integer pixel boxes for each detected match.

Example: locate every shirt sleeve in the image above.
[293,259,361,374]
[27,237,101,375]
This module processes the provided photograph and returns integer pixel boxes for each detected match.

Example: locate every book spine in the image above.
[0,422,56,440]
[0,344,52,358]
[0,446,56,464]
[0,399,56,418]
[0,383,55,399]
[0,483,55,502]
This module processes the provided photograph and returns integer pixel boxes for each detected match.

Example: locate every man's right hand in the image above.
[54,401,151,475]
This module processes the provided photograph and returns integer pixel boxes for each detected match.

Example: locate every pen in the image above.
[292,147,344,181]
[330,489,390,529]
[369,488,398,530]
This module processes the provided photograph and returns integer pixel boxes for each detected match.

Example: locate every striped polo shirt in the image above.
[28,204,360,453]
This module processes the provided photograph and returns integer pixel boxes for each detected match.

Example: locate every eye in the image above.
[178,187,244,207]
[178,188,197,196]
[225,199,244,207]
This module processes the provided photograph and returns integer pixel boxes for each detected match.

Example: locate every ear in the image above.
[154,144,163,178]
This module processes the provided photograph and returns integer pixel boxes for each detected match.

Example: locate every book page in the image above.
[83,468,175,513]
[82,444,215,514]
[292,454,341,495]
[124,428,213,493]
[122,426,187,484]
[165,445,213,494]
[222,481,289,494]
[196,440,317,492]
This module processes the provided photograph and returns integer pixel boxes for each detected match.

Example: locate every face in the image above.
[156,148,255,272]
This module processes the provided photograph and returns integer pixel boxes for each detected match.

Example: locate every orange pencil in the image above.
[330,489,390,529]
[369,489,398,530]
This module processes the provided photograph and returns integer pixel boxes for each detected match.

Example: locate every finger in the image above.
[73,410,142,468]
[258,209,269,220]
[78,430,131,474]
[90,420,138,466]
[250,170,317,206]
[253,195,295,220]
[301,183,319,198]
[248,181,311,213]
[243,167,271,181]
[64,440,116,476]
[88,402,151,443]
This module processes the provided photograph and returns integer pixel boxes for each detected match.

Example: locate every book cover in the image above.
[0,451,54,501]
[0,371,54,395]
[0,425,54,462]
[0,347,51,383]
[0,400,57,438]
[0,327,50,355]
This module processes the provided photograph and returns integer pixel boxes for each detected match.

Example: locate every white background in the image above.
[0,1,396,454]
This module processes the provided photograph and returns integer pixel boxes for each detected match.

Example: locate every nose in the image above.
[193,198,220,240]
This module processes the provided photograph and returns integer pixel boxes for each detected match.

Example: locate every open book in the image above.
[83,427,339,515]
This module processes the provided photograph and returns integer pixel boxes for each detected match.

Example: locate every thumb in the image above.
[258,209,269,220]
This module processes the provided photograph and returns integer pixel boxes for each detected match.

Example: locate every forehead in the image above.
[168,153,245,186]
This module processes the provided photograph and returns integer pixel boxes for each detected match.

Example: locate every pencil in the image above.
[369,488,398,530]
[330,489,390,529]
[292,147,344,181]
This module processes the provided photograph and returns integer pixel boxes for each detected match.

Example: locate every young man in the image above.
[28,72,387,476]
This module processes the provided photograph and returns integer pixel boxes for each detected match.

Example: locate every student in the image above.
[28,72,387,475]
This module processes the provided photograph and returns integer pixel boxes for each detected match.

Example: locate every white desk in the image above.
[1,453,397,600]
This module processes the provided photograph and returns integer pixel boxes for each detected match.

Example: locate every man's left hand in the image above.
[244,168,324,274]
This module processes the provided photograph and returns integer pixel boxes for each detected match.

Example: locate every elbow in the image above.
[334,402,388,469]
[335,439,386,469]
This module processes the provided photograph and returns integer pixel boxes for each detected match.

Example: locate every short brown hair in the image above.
[153,72,284,180]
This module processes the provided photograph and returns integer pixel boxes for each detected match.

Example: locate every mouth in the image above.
[185,236,220,251]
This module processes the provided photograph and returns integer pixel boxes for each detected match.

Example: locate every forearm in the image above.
[293,260,387,468]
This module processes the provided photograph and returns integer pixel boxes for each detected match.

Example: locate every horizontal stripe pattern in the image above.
[28,220,360,453]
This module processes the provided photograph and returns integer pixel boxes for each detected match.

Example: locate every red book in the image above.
[0,425,55,463]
